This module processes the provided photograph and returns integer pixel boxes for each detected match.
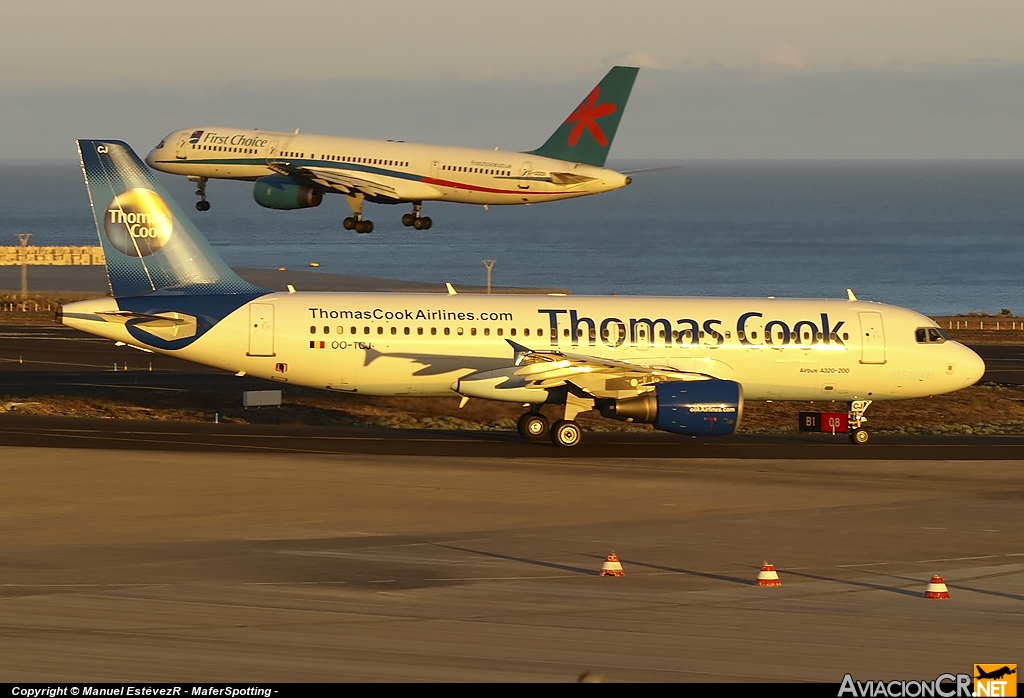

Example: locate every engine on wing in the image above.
[253,175,323,210]
[599,380,743,436]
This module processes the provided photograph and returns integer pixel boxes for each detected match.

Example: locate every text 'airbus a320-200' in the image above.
[64,140,985,447]
[144,67,641,234]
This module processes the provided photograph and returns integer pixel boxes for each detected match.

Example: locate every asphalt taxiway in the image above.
[0,446,1020,681]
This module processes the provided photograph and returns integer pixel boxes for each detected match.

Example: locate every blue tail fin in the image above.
[78,139,266,298]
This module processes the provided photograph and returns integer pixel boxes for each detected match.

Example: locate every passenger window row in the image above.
[306,325,851,344]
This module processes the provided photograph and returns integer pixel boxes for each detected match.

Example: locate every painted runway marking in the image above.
[914,554,1000,563]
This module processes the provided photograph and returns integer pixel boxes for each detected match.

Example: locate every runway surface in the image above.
[0,446,1020,681]
[1,325,1022,681]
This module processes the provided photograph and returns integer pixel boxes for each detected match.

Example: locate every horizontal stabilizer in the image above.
[549,172,597,186]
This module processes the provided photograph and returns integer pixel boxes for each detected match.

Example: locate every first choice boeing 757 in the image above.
[62,140,984,446]
[145,67,639,233]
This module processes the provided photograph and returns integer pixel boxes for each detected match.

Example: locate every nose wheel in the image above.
[848,400,872,445]
[402,203,432,230]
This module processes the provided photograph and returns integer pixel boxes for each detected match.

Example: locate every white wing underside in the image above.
[268,162,400,200]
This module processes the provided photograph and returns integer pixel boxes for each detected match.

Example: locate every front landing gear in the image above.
[401,202,432,230]
[189,176,210,211]
[848,400,872,445]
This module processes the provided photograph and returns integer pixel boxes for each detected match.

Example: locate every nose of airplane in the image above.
[956,342,986,387]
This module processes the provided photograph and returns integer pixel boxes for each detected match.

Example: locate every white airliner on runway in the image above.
[145,67,640,233]
[63,140,985,446]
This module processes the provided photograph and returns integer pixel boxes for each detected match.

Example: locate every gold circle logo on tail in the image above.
[104,188,173,257]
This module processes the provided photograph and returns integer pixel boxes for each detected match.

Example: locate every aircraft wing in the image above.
[505,340,710,394]
[267,162,400,200]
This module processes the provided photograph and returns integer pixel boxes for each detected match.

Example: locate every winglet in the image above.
[446,282,457,296]
[847,288,858,301]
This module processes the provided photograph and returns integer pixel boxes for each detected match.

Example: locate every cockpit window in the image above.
[156,140,165,149]
[915,327,948,344]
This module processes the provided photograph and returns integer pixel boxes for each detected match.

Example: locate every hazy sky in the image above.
[2,0,1023,159]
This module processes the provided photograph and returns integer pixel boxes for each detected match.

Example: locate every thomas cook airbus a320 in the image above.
[64,140,984,447]
[144,66,639,233]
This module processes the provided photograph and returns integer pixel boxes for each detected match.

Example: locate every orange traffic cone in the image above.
[923,575,950,599]
[755,562,782,587]
[600,552,625,577]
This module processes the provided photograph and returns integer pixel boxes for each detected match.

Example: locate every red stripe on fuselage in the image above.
[420,176,565,196]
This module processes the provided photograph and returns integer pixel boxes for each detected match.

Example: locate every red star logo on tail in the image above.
[565,86,617,147]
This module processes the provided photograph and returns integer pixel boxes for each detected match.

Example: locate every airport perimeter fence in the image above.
[1,301,59,312]
[938,318,1024,331]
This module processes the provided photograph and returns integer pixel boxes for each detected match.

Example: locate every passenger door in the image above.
[518,162,532,189]
[858,312,886,364]
[248,303,275,356]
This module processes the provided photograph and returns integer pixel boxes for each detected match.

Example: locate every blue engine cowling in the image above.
[253,175,323,210]
[599,380,743,436]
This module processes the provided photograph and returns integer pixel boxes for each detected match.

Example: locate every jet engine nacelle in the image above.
[600,380,743,436]
[253,175,323,210]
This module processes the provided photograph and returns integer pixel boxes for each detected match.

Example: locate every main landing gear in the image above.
[401,202,432,230]
[190,176,210,211]
[848,399,872,445]
[517,394,593,448]
[517,410,549,442]
[343,216,374,234]
[343,193,373,233]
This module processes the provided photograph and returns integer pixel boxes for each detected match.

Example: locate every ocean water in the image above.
[2,159,1023,315]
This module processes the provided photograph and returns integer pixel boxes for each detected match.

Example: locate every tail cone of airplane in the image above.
[923,575,950,599]
[755,562,782,587]
[600,552,625,577]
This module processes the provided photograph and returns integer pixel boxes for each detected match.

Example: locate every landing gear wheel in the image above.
[850,428,870,445]
[355,220,374,234]
[550,420,582,448]
[191,176,209,211]
[421,216,433,230]
[413,217,426,230]
[401,213,415,227]
[517,412,549,442]
[343,217,357,230]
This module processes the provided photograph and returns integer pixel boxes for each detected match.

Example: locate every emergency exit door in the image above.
[248,303,275,356]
